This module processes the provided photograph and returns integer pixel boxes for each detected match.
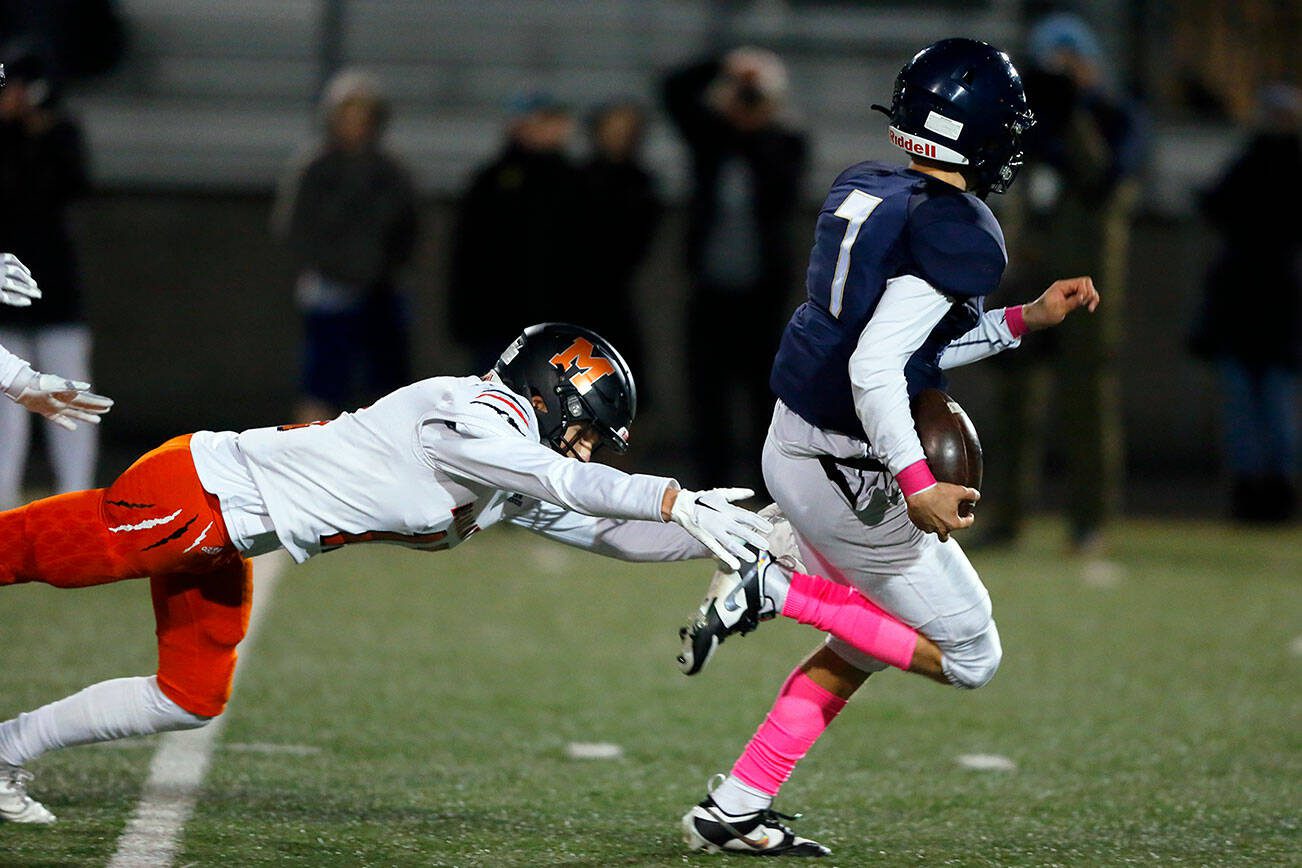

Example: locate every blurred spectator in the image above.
[0,1,125,83]
[579,101,661,405]
[0,45,93,508]
[450,92,583,369]
[1190,83,1301,523]
[273,69,418,424]
[662,49,807,489]
[981,13,1142,551]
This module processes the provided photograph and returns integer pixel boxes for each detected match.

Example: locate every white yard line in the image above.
[107,551,291,868]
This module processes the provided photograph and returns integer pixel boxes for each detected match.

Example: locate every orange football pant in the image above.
[0,435,252,717]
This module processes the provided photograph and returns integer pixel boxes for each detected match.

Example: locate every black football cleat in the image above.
[677,545,790,676]
[682,793,830,857]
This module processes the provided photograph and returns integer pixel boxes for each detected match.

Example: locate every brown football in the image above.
[911,388,982,515]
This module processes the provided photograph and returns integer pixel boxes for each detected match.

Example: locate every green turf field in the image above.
[2,519,1298,866]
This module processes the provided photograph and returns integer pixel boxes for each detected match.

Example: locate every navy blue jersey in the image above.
[771,162,1007,439]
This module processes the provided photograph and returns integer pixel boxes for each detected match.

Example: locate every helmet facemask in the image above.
[980,109,1035,195]
[545,382,632,460]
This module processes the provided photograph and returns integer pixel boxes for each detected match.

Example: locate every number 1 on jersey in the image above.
[829,189,883,318]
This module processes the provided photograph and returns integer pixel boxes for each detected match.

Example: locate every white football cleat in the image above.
[0,765,56,824]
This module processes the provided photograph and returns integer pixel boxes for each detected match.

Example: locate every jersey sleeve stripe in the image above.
[478,388,529,414]
[944,337,993,349]
[469,401,527,435]
[475,391,530,425]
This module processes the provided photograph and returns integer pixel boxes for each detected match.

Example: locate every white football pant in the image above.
[762,408,1002,689]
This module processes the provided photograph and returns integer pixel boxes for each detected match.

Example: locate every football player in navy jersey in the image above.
[677,39,1101,857]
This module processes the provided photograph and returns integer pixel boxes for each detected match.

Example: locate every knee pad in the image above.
[941,623,1002,689]
[152,563,250,719]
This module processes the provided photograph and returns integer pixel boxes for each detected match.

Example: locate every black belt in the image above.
[819,454,887,473]
[817,454,888,507]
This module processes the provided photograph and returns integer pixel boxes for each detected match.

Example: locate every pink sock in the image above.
[731,668,848,795]
[780,572,918,671]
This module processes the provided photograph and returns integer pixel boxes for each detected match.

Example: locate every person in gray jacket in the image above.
[274,69,419,424]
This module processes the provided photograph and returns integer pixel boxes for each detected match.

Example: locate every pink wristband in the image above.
[895,459,937,497]
[1004,305,1028,339]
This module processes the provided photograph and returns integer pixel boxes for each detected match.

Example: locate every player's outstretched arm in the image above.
[1,253,41,307]
[425,424,771,568]
[504,501,712,563]
[1020,276,1100,331]
[2,368,114,430]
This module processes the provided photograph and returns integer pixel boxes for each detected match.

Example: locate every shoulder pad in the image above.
[831,160,912,191]
[907,188,1007,298]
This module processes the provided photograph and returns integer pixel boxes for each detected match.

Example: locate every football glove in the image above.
[1,254,41,307]
[3,368,113,430]
[670,487,773,571]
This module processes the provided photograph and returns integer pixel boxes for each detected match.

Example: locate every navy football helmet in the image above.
[494,323,637,456]
[873,38,1035,196]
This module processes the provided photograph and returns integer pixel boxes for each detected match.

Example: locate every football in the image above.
[911,388,983,515]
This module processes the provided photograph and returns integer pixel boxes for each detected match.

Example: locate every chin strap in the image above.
[556,432,585,460]
[551,426,597,462]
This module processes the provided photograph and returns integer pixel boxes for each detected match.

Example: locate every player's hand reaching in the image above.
[1,253,41,307]
[666,487,774,571]
[1021,276,1100,331]
[905,482,979,542]
[3,368,114,430]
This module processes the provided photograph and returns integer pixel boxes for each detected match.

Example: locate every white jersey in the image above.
[191,374,698,564]
[0,341,28,394]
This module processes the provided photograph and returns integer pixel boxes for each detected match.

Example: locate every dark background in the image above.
[14,0,1301,515]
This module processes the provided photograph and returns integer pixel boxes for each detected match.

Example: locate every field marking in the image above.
[531,544,570,576]
[93,739,321,756]
[565,741,624,760]
[1291,636,1302,658]
[90,737,158,750]
[225,742,321,756]
[1080,558,1125,588]
[107,551,291,868]
[956,753,1017,772]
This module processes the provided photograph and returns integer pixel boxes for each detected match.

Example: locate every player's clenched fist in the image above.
[1021,276,1100,331]
[905,482,980,542]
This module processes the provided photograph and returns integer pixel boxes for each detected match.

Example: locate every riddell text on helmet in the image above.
[888,127,969,165]
[890,127,937,158]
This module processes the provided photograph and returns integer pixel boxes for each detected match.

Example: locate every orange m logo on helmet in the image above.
[549,338,615,394]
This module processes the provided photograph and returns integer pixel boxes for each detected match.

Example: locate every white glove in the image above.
[670,487,773,571]
[3,368,114,431]
[1,254,41,307]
